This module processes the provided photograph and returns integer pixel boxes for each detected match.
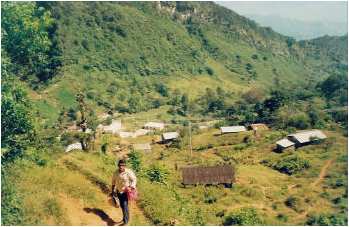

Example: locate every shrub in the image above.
[272,155,310,175]
[223,208,263,225]
[306,213,347,226]
[146,164,169,184]
[284,196,305,213]
[1,170,25,225]
[276,213,288,222]
[203,191,217,204]
[128,151,142,173]
[287,113,311,129]
[205,66,214,76]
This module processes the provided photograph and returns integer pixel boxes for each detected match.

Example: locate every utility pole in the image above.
[189,120,192,157]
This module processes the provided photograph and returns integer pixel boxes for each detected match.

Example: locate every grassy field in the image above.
[4,121,347,225]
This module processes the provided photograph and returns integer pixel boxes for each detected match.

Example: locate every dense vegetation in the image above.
[1,1,347,226]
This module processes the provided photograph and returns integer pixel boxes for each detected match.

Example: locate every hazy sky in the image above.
[217,1,348,23]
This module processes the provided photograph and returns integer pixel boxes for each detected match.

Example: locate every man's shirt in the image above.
[112,168,137,193]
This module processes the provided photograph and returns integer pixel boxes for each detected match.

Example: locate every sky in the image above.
[216,1,348,23]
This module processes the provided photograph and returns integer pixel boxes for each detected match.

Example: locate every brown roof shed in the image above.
[182,165,235,185]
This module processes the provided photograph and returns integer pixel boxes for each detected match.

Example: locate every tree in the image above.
[242,88,265,104]
[1,68,34,161]
[155,83,169,97]
[263,90,288,112]
[179,94,189,115]
[1,2,61,81]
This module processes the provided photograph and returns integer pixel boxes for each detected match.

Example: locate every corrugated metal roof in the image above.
[162,132,179,140]
[182,165,234,185]
[276,138,295,148]
[288,130,327,144]
[133,143,151,151]
[144,122,165,130]
[65,142,82,152]
[220,126,247,133]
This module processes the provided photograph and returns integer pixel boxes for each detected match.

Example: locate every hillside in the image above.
[1,1,348,226]
[9,1,346,124]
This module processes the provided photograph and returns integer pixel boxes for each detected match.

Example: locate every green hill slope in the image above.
[15,1,345,124]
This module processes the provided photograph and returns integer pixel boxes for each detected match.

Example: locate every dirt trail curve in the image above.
[58,158,150,226]
[311,159,334,187]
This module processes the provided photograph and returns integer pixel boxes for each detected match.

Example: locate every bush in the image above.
[203,191,217,204]
[272,155,310,175]
[276,213,288,222]
[287,112,311,129]
[1,170,25,225]
[306,213,347,226]
[284,196,305,213]
[146,164,169,184]
[223,208,263,225]
[205,66,214,76]
[128,151,141,173]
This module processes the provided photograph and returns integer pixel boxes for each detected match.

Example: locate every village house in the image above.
[275,129,327,151]
[275,138,295,152]
[134,129,150,137]
[287,129,327,147]
[220,126,247,134]
[132,143,152,152]
[161,131,179,143]
[118,131,136,138]
[144,122,165,131]
[97,119,122,134]
[65,142,82,152]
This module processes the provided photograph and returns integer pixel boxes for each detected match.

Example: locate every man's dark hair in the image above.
[118,159,126,166]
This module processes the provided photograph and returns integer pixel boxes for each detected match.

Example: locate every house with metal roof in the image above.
[118,131,136,138]
[182,165,235,186]
[275,138,295,152]
[220,126,247,134]
[98,119,122,134]
[161,132,179,143]
[287,130,327,146]
[144,122,165,130]
[132,143,151,152]
[134,129,150,137]
[65,142,83,152]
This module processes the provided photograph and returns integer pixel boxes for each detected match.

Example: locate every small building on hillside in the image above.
[132,143,152,152]
[275,138,295,152]
[220,126,247,134]
[118,131,135,138]
[144,122,165,131]
[98,119,122,135]
[182,165,235,187]
[161,132,179,143]
[287,129,327,147]
[65,142,83,152]
[248,123,269,131]
[134,129,150,137]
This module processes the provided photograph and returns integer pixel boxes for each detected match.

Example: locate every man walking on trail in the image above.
[110,159,137,226]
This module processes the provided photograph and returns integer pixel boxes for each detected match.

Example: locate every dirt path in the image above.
[311,159,334,187]
[58,158,150,226]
